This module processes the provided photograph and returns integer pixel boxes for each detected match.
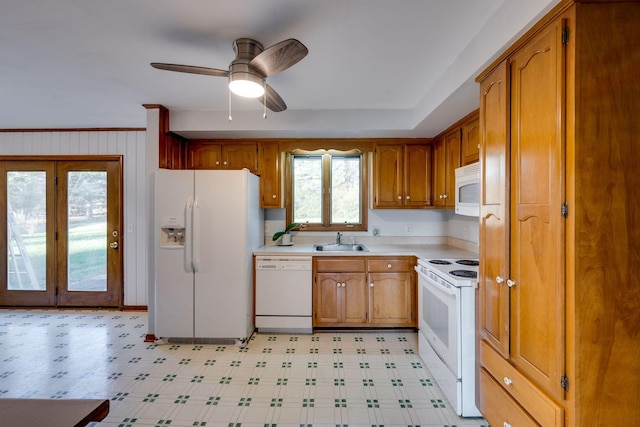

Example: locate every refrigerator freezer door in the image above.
[154,169,195,339]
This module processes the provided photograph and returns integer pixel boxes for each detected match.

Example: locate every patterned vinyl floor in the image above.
[0,309,488,427]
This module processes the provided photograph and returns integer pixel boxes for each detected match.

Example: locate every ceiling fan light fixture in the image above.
[228,72,265,98]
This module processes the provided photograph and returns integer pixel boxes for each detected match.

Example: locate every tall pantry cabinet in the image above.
[476,1,640,426]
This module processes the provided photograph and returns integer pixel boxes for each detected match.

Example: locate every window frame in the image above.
[285,149,368,232]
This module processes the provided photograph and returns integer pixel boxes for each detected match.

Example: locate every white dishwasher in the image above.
[255,256,313,333]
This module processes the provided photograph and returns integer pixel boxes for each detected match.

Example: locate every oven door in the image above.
[417,266,460,377]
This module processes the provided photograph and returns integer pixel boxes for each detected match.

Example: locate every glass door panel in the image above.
[66,171,108,292]
[0,162,55,306]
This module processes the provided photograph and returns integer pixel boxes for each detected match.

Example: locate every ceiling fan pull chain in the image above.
[263,81,267,119]
[228,88,233,121]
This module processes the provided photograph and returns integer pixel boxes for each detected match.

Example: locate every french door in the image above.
[0,158,122,307]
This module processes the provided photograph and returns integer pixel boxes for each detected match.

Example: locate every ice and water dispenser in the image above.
[159,216,185,247]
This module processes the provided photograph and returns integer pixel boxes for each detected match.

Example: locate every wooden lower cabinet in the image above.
[313,256,416,328]
[315,272,367,325]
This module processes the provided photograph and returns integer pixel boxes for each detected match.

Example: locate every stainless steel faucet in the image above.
[336,232,343,245]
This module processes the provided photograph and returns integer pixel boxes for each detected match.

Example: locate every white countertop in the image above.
[253,243,477,260]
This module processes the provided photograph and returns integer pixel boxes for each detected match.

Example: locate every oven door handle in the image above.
[416,267,457,297]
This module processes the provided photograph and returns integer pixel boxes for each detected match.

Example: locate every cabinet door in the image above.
[342,273,368,324]
[315,272,367,325]
[223,143,257,172]
[461,117,480,165]
[373,144,404,208]
[509,18,565,398]
[258,142,281,208]
[433,138,447,207]
[404,144,432,207]
[433,132,460,208]
[479,60,510,358]
[444,130,461,207]
[315,272,341,325]
[187,143,222,169]
[368,272,413,326]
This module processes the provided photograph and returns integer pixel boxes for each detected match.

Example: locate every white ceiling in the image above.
[0,0,560,138]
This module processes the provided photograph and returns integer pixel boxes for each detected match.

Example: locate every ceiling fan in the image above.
[151,38,308,112]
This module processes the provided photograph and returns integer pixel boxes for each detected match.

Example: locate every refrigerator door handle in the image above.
[185,197,194,273]
[192,197,200,272]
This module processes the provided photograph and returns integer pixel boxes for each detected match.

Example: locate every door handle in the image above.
[109,242,119,249]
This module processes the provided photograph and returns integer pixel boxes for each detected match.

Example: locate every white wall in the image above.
[0,130,148,306]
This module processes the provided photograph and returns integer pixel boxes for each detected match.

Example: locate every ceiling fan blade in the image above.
[150,63,229,77]
[249,39,308,77]
[259,84,287,112]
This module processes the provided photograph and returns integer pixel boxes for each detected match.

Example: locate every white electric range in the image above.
[415,258,481,417]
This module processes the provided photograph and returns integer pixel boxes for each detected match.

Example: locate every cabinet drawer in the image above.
[480,340,564,427]
[367,258,412,272]
[315,258,366,272]
[479,368,539,427]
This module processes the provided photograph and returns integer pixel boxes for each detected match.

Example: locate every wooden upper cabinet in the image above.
[258,141,281,208]
[433,130,460,208]
[186,141,258,172]
[461,116,480,165]
[373,142,431,209]
[159,132,186,170]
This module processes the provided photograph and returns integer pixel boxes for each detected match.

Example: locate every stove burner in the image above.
[429,260,452,265]
[456,259,479,266]
[450,270,478,279]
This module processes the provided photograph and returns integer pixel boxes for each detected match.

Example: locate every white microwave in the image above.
[454,163,480,217]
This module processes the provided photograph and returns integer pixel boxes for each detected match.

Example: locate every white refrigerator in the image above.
[154,169,263,344]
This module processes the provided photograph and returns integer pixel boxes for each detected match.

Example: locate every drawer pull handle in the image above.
[496,276,504,283]
[503,423,512,427]
[387,263,392,269]
[370,283,374,288]
[503,377,513,386]
[342,283,346,288]
[507,279,516,288]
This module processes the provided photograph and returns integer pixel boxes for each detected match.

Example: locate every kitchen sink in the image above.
[313,243,369,252]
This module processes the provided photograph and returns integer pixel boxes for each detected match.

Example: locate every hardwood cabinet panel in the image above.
[315,258,366,273]
[461,117,479,165]
[433,130,460,208]
[186,142,257,172]
[258,141,281,208]
[478,369,540,427]
[315,272,341,324]
[314,256,416,328]
[342,274,368,324]
[373,143,431,209]
[478,60,510,358]
[509,17,565,398]
[480,341,564,427]
[372,144,404,208]
[315,272,367,326]
[403,144,432,207]
[368,272,413,326]
[477,2,640,425]
[367,258,411,272]
[187,143,222,169]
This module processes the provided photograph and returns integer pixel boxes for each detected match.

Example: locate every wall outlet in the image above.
[372,227,380,237]
[463,226,469,239]
[405,224,413,233]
